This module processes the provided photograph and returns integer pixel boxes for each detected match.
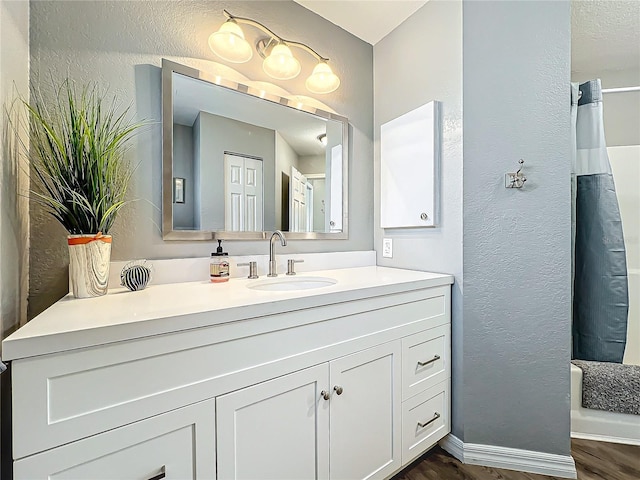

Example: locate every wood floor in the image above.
[393,439,640,480]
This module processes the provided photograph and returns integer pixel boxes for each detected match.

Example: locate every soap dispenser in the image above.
[210,240,229,283]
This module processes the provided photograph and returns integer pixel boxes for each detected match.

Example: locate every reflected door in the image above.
[290,166,308,233]
[328,145,343,232]
[307,177,326,233]
[224,154,264,231]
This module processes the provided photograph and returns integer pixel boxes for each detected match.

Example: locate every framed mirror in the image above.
[162,59,349,241]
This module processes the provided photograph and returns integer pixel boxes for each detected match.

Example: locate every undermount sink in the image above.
[247,276,337,292]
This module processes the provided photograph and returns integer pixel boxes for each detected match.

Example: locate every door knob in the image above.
[333,385,343,395]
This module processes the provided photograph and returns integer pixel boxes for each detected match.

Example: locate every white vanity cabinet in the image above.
[216,364,330,480]
[14,398,217,480]
[3,266,453,480]
[329,342,402,480]
[216,342,403,480]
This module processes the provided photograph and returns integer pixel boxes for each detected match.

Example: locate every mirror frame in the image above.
[162,59,349,241]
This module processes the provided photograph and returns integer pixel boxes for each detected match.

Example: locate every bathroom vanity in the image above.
[3,266,452,480]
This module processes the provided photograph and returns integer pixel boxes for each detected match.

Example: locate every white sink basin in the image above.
[247,276,337,292]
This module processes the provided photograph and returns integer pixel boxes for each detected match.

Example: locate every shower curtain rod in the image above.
[602,86,640,94]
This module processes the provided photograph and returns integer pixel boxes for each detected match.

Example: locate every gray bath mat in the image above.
[572,360,640,415]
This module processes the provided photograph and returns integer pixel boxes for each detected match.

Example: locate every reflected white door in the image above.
[305,182,314,233]
[224,154,263,231]
[307,177,326,233]
[290,165,308,233]
[328,145,342,232]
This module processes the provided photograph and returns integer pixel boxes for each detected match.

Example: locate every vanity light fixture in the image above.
[209,10,340,94]
[262,43,301,80]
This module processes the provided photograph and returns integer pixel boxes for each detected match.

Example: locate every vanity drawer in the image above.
[402,324,450,399]
[401,380,450,465]
[14,398,216,480]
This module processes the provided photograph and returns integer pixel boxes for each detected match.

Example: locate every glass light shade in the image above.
[262,44,301,80]
[208,21,253,63]
[305,62,340,94]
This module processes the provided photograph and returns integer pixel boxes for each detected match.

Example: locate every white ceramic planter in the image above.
[68,234,112,298]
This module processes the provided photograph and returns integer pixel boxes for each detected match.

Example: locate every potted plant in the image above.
[24,79,146,298]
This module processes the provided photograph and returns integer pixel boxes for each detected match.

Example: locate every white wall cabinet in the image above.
[8,282,451,480]
[380,101,442,228]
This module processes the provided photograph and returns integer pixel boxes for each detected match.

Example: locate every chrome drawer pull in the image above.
[417,412,441,429]
[417,354,440,367]
[147,466,166,480]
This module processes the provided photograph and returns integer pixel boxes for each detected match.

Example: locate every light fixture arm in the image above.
[223,10,329,62]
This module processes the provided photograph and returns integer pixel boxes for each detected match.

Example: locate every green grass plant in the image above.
[24,79,146,235]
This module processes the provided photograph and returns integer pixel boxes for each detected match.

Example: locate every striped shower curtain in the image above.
[572,79,629,363]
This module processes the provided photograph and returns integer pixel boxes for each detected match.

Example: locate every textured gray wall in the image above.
[28,0,373,318]
[375,0,572,456]
[462,1,571,455]
[374,0,464,437]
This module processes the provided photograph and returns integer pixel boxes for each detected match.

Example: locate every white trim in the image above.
[439,434,464,462]
[439,434,577,479]
[571,431,640,447]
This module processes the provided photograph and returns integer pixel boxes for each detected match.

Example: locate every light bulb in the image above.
[208,20,253,63]
[263,43,301,80]
[305,61,340,94]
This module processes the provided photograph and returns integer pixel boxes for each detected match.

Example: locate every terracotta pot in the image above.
[67,233,112,298]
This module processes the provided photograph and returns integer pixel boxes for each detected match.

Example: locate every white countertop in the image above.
[2,266,453,361]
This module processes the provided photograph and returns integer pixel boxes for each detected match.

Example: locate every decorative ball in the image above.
[120,260,152,291]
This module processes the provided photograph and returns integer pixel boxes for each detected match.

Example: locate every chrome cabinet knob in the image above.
[420,213,428,220]
[321,390,330,400]
[333,385,343,395]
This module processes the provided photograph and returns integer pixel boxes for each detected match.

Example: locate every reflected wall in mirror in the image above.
[162,59,349,241]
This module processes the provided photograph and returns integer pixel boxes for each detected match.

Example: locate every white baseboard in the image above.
[439,434,577,479]
[571,431,640,446]
[439,434,464,462]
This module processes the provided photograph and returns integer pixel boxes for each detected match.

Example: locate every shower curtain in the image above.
[572,79,629,363]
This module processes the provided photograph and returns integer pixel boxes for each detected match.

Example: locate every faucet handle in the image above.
[237,261,259,279]
[286,259,304,276]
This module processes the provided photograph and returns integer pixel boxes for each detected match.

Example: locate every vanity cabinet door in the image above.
[14,398,216,480]
[216,363,330,480]
[329,341,402,480]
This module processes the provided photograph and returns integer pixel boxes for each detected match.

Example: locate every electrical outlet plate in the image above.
[382,238,393,258]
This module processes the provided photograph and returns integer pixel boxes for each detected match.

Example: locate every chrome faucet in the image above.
[268,230,287,277]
